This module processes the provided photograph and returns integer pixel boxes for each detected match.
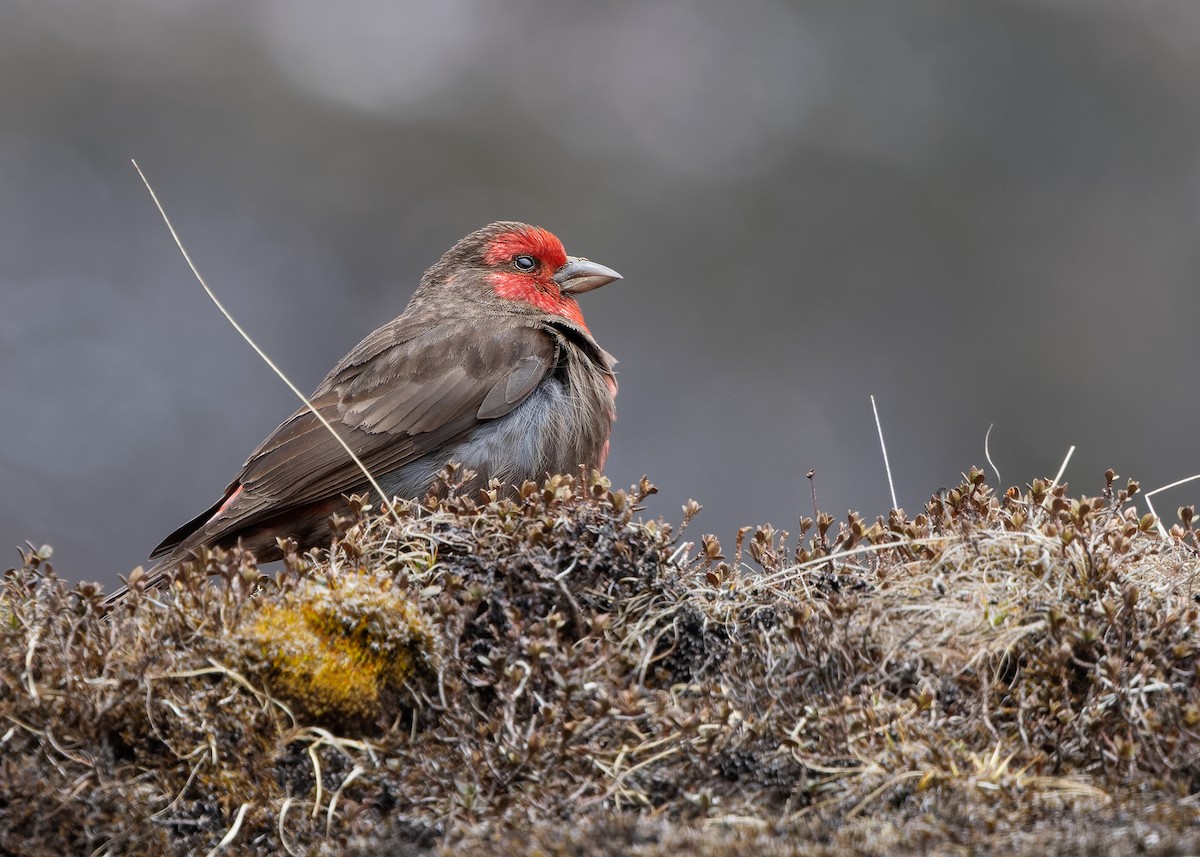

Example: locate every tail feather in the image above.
[102,556,178,607]
[104,483,246,606]
[150,484,237,559]
[104,489,337,607]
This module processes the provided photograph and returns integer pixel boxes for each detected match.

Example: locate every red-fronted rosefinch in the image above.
[109,221,620,601]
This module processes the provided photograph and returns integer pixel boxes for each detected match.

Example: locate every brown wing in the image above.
[151,316,557,558]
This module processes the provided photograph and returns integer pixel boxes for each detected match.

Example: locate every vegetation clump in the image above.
[2,467,1199,855]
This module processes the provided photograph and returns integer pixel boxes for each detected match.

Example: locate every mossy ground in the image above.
[2,468,1199,855]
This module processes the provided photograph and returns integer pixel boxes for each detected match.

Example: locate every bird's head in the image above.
[425,221,621,331]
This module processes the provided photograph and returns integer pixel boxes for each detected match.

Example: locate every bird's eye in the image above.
[513,255,537,271]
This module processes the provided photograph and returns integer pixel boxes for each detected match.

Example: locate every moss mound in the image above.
[2,468,1199,855]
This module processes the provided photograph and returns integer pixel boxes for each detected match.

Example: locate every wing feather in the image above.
[180,319,558,547]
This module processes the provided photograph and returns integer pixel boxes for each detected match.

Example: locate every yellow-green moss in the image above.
[247,572,434,726]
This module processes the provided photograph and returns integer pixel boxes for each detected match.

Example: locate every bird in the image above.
[107,221,621,603]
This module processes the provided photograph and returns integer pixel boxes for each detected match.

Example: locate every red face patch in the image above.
[484,226,588,330]
[481,226,567,270]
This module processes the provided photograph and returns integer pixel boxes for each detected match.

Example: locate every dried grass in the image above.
[2,467,1199,855]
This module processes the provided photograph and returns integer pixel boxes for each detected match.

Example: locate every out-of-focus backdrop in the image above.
[2,0,1199,588]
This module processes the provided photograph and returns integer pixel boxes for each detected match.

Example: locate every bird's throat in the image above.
[488,272,589,330]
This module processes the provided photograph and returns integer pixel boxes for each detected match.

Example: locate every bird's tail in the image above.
[102,557,180,607]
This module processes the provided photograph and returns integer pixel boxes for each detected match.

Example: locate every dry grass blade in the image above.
[205,802,250,856]
[129,159,394,517]
[1143,473,1200,539]
[871,394,898,511]
[984,422,1001,485]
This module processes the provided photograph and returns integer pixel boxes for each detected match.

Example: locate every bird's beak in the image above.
[553,256,622,295]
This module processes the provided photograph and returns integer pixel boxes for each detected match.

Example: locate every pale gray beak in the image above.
[553,256,622,295]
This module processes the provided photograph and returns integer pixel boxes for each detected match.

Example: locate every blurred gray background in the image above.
[2,0,1199,588]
